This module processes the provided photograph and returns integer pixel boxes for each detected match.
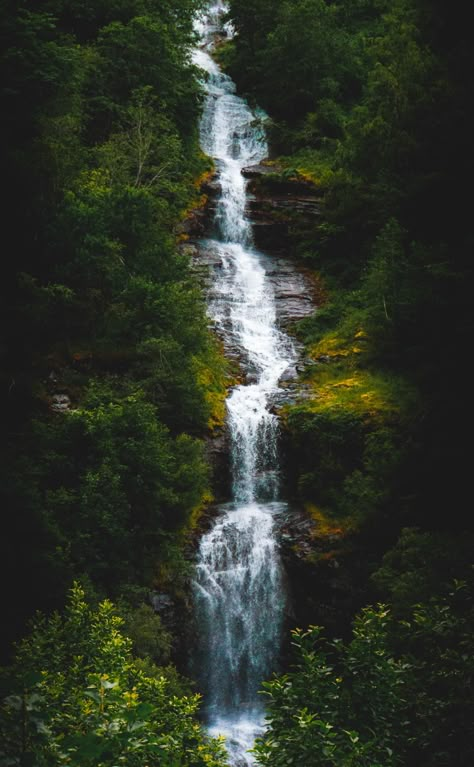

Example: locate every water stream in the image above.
[192,5,299,764]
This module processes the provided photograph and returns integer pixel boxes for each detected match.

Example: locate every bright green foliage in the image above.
[0,584,227,767]
[254,610,409,767]
[254,582,474,767]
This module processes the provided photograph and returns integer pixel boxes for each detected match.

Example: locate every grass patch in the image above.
[193,336,236,433]
[278,148,337,190]
[310,328,368,361]
[297,368,414,420]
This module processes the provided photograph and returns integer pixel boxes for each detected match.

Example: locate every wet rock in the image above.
[50,393,71,413]
[269,379,314,409]
[202,177,222,196]
[176,208,209,237]
[247,195,320,218]
[241,163,282,178]
[272,504,363,640]
[192,242,224,271]
[180,243,199,259]
[192,241,316,376]
[276,507,318,553]
[279,365,298,383]
[149,592,173,613]
[259,254,317,327]
[296,358,318,374]
[243,170,321,254]
[205,427,232,501]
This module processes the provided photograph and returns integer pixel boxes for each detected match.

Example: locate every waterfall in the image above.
[192,5,298,765]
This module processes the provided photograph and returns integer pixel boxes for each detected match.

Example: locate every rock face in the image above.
[150,592,173,613]
[175,172,220,239]
[270,504,365,642]
[192,242,318,413]
[240,163,282,179]
[264,255,315,327]
[188,168,318,360]
[242,164,322,254]
[204,427,231,502]
[50,393,71,413]
[193,244,316,330]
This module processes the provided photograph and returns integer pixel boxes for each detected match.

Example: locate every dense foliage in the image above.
[225,0,473,532]
[254,579,474,767]
[223,0,474,577]
[223,1,474,763]
[0,0,232,658]
[0,584,227,766]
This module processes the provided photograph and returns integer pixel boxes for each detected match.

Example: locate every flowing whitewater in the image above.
[192,4,298,765]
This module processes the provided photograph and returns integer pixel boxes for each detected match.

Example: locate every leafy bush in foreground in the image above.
[0,584,227,767]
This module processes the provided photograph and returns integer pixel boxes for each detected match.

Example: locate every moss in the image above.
[195,359,227,431]
[310,330,365,360]
[185,489,215,534]
[193,164,215,190]
[178,157,215,224]
[305,502,352,539]
[291,297,416,421]
[193,337,236,433]
[278,149,337,190]
[288,367,413,423]
[281,311,417,521]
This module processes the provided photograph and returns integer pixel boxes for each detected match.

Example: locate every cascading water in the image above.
[192,5,299,765]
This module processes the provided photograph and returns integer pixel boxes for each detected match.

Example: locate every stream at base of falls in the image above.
[191,4,300,765]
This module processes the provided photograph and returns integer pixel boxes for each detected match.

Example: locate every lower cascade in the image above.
[192,4,299,764]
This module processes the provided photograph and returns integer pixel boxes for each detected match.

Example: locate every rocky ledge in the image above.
[271,503,365,639]
[242,164,322,254]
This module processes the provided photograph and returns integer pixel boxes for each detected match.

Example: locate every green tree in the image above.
[254,608,408,766]
[0,584,227,767]
[254,583,474,767]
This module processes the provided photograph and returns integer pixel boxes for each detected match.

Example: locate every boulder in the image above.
[149,592,173,613]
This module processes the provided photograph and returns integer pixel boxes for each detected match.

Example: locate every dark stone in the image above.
[50,393,71,413]
[241,163,282,178]
[176,208,209,237]
[243,170,322,254]
[149,592,173,613]
[202,178,222,195]
[272,504,361,642]
[259,254,317,327]
[205,427,232,501]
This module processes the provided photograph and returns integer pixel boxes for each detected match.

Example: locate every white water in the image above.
[192,5,298,765]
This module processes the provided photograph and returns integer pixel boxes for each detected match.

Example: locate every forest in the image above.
[1,0,473,765]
